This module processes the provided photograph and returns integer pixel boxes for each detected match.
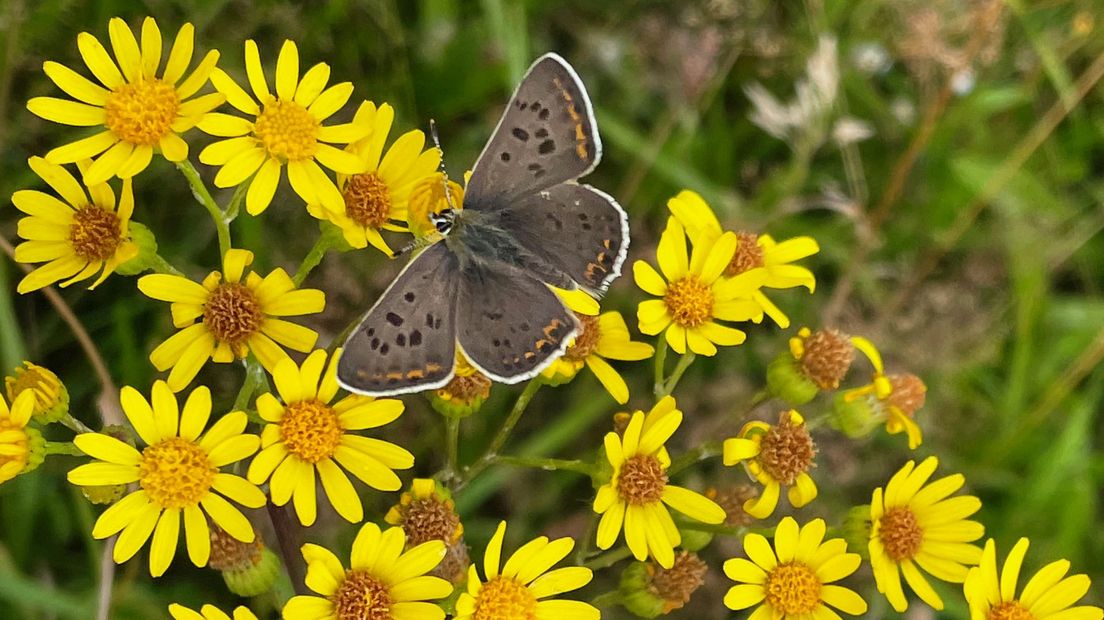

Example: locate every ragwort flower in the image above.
[839,336,925,449]
[27,17,222,184]
[247,349,411,526]
[199,40,368,215]
[723,409,818,519]
[594,398,726,568]
[965,538,1102,620]
[5,361,69,424]
[0,391,41,485]
[870,456,984,612]
[667,189,819,328]
[168,604,258,620]
[635,216,763,355]
[542,310,654,404]
[724,517,868,618]
[12,157,138,293]
[282,522,452,620]
[67,381,265,576]
[455,520,598,620]
[307,101,442,253]
[138,248,324,391]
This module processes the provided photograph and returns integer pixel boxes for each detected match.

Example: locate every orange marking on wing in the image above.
[406,369,425,379]
[426,363,443,373]
[553,77,590,161]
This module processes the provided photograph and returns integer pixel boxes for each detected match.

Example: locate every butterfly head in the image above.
[431,207,455,235]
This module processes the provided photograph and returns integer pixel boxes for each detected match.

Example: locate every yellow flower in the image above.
[246,348,411,526]
[594,398,726,568]
[12,157,139,293]
[198,40,369,215]
[965,538,1103,620]
[723,409,818,519]
[169,604,258,620]
[870,456,984,612]
[407,172,464,238]
[667,189,819,328]
[724,516,868,618]
[137,248,325,392]
[27,17,222,185]
[455,520,598,620]
[542,310,654,404]
[634,216,764,355]
[844,336,925,449]
[283,522,452,620]
[430,352,492,418]
[5,361,69,424]
[0,391,39,484]
[307,101,442,253]
[67,381,265,576]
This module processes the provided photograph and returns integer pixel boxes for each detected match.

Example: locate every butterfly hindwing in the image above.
[456,261,580,382]
[464,53,601,209]
[488,183,629,295]
[338,243,459,395]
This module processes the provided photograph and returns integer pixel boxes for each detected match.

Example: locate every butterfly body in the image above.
[338,53,628,396]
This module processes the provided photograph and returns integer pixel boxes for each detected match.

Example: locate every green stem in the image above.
[224,178,251,222]
[233,356,267,412]
[659,352,696,397]
[461,380,542,484]
[148,253,184,276]
[492,455,596,476]
[293,235,331,286]
[58,413,93,434]
[444,416,461,482]
[176,159,231,258]
[44,441,84,456]
[574,511,600,565]
[667,440,723,475]
[652,337,668,398]
[590,591,623,609]
[583,547,632,570]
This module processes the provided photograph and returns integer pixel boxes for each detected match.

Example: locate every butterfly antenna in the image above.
[429,119,458,212]
[390,232,442,259]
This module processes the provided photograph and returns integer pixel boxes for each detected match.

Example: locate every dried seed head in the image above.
[758,412,816,486]
[799,329,854,389]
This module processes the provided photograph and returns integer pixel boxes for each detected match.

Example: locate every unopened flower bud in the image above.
[5,362,69,424]
[209,526,280,597]
[829,391,880,439]
[80,424,133,503]
[766,353,818,405]
[841,505,872,560]
[619,551,709,617]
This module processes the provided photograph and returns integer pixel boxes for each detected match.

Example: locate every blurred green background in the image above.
[1,0,1102,617]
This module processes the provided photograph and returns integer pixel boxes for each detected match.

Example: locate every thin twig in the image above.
[0,236,123,426]
[879,47,1104,325]
[95,538,115,620]
[267,503,308,596]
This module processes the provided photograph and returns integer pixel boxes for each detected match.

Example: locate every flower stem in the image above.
[233,356,267,412]
[266,502,309,596]
[461,380,542,485]
[176,159,231,258]
[653,337,668,398]
[149,252,184,276]
[58,413,94,434]
[659,352,696,397]
[444,415,461,482]
[590,590,623,609]
[224,177,251,222]
[583,547,632,570]
[293,235,331,286]
[44,441,83,456]
[667,440,723,475]
[492,454,596,476]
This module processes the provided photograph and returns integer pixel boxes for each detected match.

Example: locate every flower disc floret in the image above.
[278,399,342,463]
[104,79,180,145]
[139,436,216,508]
[333,570,392,620]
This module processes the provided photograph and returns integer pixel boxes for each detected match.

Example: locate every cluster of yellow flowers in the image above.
[4,15,1100,620]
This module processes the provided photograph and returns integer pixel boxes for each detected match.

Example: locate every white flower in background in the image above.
[832,117,874,146]
[745,35,840,145]
[851,42,892,75]
[890,97,916,125]
[951,68,976,95]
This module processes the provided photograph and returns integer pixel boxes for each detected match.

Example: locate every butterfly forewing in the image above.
[338,243,459,395]
[456,261,579,383]
[464,54,601,209]
[488,183,629,295]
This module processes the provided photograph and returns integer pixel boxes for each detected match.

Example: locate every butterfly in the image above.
[337,53,629,396]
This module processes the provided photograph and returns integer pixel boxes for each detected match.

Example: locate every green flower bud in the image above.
[5,362,69,424]
[677,528,713,553]
[21,427,45,474]
[767,353,818,405]
[619,562,664,618]
[222,547,280,597]
[829,391,880,439]
[841,504,873,560]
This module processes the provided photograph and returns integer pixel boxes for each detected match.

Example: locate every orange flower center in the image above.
[279,399,343,463]
[879,506,924,561]
[724,231,764,277]
[104,79,180,145]
[764,562,822,615]
[649,551,708,613]
[474,576,537,620]
[254,97,319,161]
[333,569,393,620]
[887,373,927,417]
[663,276,713,328]
[69,206,122,261]
[617,454,668,504]
[757,412,817,486]
[203,283,264,346]
[798,329,854,390]
[563,313,600,362]
[343,172,392,228]
[139,436,215,509]
[988,601,1035,620]
[5,363,63,415]
[400,497,463,546]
